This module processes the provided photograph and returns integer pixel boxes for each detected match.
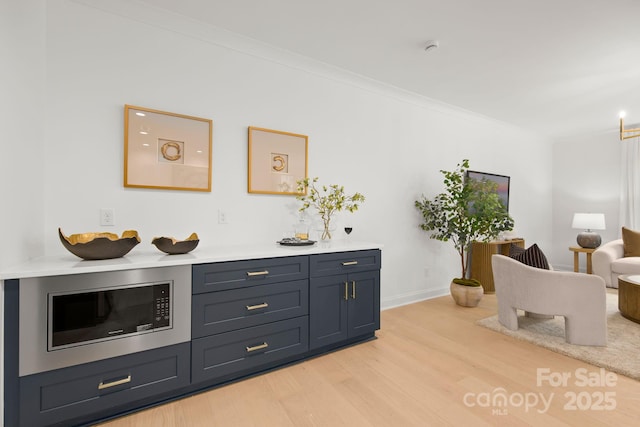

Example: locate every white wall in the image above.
[0,0,46,269]
[552,131,622,271]
[38,0,553,308]
[1,0,47,423]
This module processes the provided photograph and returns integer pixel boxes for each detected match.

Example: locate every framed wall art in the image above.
[124,105,213,192]
[248,126,308,195]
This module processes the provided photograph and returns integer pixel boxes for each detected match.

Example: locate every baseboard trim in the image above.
[381,287,449,311]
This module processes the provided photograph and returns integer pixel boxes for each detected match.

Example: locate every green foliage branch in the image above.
[296,177,365,239]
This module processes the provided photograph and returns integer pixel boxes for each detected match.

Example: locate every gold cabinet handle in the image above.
[351,280,356,299]
[341,261,358,266]
[246,342,268,353]
[344,282,349,300]
[246,302,269,311]
[98,375,131,390]
[247,270,269,277]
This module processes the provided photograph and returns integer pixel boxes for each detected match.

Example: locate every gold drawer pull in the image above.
[341,261,358,266]
[344,282,349,300]
[247,270,269,277]
[98,375,131,390]
[246,342,269,353]
[246,302,269,311]
[351,280,356,299]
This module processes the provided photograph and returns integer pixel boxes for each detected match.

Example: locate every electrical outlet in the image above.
[218,209,228,224]
[100,208,115,226]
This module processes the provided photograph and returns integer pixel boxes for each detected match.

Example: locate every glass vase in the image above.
[320,219,335,240]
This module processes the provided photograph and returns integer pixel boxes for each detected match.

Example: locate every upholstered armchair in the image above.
[492,254,607,346]
[592,239,640,288]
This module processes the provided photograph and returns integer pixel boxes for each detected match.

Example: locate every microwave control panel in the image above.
[153,283,171,328]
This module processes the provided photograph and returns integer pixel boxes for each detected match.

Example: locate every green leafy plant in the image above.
[452,278,482,287]
[296,177,365,239]
[414,159,514,284]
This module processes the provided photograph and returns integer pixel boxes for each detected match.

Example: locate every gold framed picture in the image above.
[124,105,212,192]
[248,126,308,195]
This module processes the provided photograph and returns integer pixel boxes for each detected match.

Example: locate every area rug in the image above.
[476,293,640,381]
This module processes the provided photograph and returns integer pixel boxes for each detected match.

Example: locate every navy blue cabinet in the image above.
[192,256,308,294]
[309,250,381,277]
[192,279,308,338]
[309,250,381,350]
[5,250,380,426]
[18,343,190,427]
[192,317,308,383]
[191,256,310,384]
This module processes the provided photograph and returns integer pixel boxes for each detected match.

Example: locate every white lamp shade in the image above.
[572,213,606,230]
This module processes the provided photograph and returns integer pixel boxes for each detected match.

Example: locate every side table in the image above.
[568,246,595,274]
[618,275,640,324]
[470,239,525,293]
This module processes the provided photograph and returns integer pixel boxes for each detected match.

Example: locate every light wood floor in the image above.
[97,294,640,426]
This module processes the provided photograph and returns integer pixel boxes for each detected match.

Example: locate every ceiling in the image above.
[140,0,640,140]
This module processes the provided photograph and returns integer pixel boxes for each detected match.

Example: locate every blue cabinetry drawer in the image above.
[192,256,308,294]
[309,250,381,277]
[19,343,190,427]
[192,279,309,338]
[192,317,308,383]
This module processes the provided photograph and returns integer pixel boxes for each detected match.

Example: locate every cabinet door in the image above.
[309,274,349,350]
[347,270,380,338]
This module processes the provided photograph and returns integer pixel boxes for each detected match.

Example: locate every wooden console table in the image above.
[470,239,525,293]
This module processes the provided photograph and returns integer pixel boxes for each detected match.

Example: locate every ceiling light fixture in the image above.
[619,111,640,140]
[424,40,439,52]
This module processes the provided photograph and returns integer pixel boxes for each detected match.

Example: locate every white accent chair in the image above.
[491,254,607,346]
[592,239,640,288]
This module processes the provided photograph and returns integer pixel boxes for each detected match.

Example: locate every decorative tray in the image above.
[277,238,316,246]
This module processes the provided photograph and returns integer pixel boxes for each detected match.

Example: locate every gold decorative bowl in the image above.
[58,228,141,260]
[152,233,199,255]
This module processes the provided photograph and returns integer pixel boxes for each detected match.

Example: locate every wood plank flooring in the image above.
[96,294,640,426]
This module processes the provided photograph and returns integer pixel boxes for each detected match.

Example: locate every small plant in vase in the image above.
[296,177,365,240]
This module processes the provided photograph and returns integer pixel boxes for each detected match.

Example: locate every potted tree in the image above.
[414,159,514,307]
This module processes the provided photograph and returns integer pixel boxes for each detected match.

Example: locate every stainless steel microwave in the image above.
[48,281,172,351]
[19,265,191,376]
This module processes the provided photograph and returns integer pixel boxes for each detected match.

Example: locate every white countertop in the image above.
[0,241,383,280]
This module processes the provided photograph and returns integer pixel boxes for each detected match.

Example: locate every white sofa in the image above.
[492,254,607,346]
[592,239,640,288]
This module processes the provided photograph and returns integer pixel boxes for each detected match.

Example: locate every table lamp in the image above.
[572,213,606,248]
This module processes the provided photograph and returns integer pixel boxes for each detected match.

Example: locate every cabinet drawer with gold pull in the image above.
[19,343,190,427]
[193,256,308,293]
[310,250,381,277]
[192,280,308,338]
[191,317,309,383]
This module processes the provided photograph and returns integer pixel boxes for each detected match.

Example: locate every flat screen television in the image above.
[466,170,510,211]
